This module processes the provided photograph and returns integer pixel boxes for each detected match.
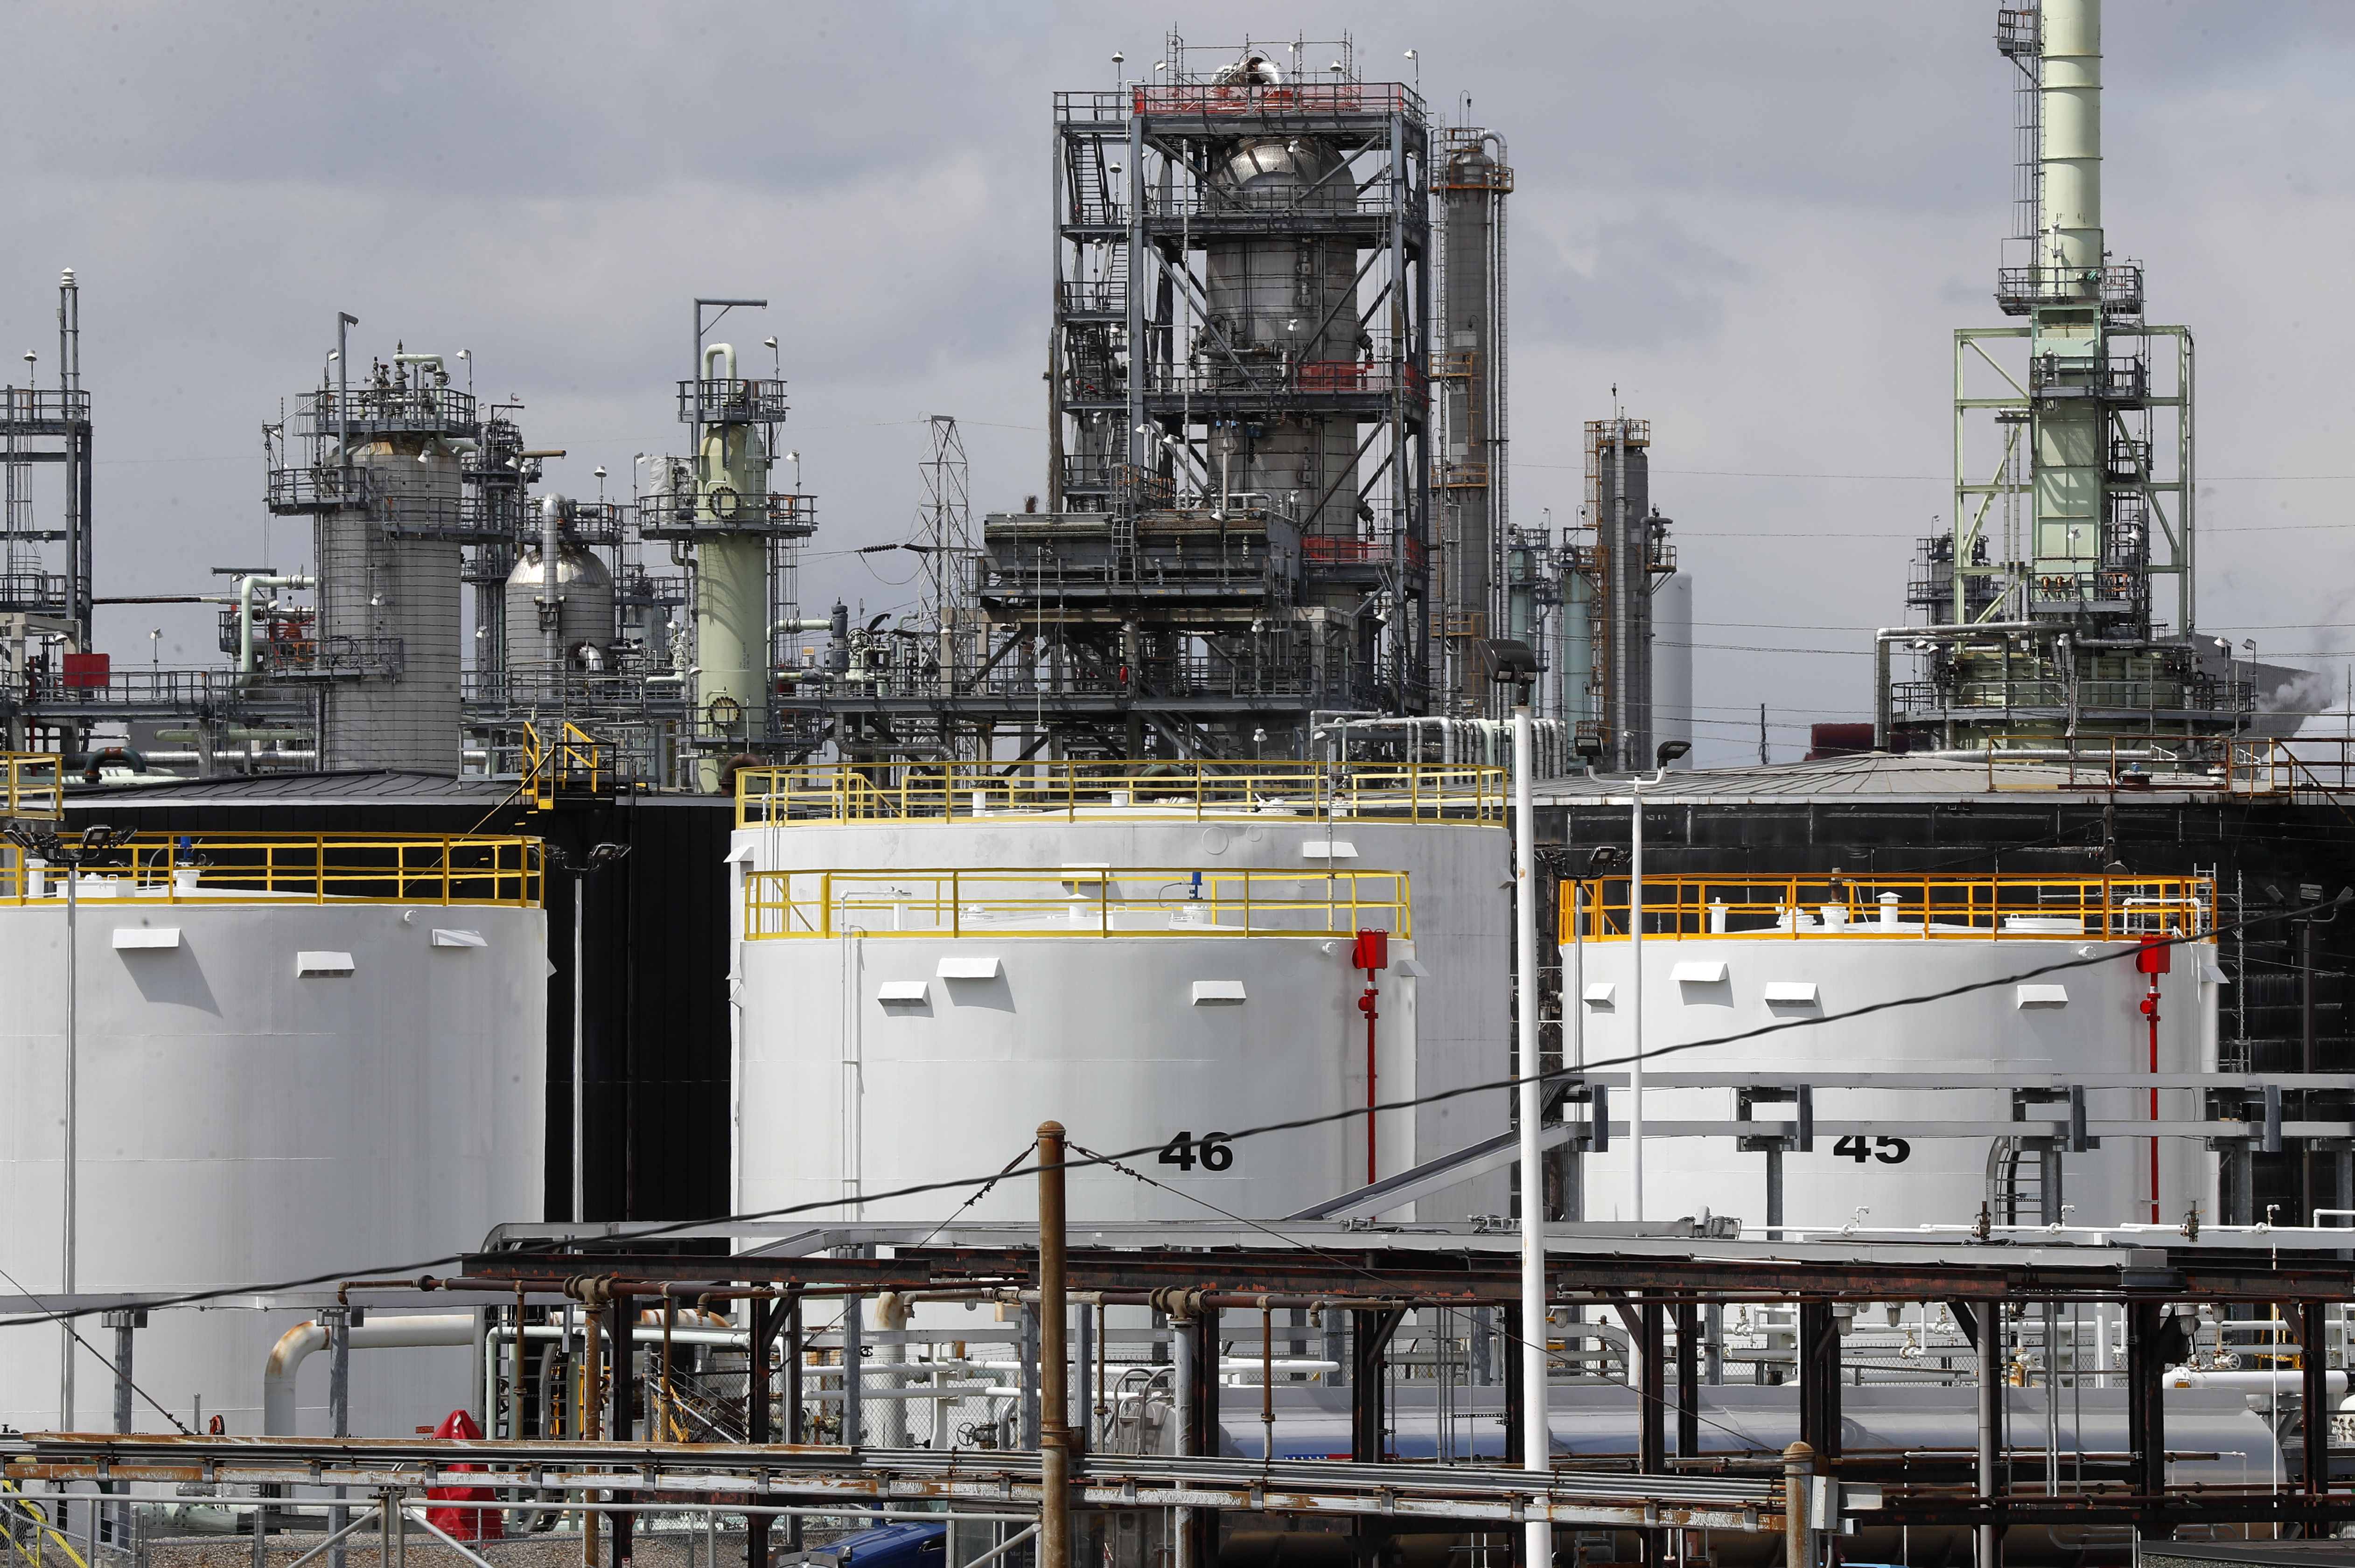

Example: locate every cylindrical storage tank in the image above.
[317,434,464,772]
[1564,876,2217,1233]
[1653,571,1693,766]
[503,543,616,684]
[0,837,545,1437]
[733,777,1508,1224]
[1203,137,1361,540]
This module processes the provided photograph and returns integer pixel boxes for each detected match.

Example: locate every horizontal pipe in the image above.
[1875,622,2041,641]
[264,1314,476,1436]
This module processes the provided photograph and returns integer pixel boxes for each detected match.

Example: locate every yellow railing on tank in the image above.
[0,831,544,907]
[0,752,63,820]
[745,865,1409,941]
[1558,873,2212,943]
[735,760,1504,827]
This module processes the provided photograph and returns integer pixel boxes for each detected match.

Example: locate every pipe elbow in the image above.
[266,1318,327,1383]
[262,1319,328,1436]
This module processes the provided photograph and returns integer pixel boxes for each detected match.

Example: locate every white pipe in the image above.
[703,343,737,382]
[237,574,315,684]
[2166,1369,2347,1398]
[1511,703,1551,1568]
[264,1314,475,1435]
[1875,623,2041,642]
[540,494,564,670]
[392,354,446,372]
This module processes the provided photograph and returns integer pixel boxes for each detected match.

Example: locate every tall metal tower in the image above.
[918,413,977,750]
[265,326,477,772]
[1022,33,1434,756]
[0,271,94,748]
[634,300,817,790]
[1564,418,1677,770]
[1433,124,1512,715]
[1879,0,2242,752]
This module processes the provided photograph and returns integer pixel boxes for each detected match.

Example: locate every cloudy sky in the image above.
[3,0,2350,766]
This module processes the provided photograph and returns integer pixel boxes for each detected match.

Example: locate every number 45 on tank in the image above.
[1832,1135,1910,1164]
[1159,1132,1236,1171]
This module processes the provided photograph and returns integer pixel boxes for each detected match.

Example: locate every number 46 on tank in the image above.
[1159,1132,1236,1172]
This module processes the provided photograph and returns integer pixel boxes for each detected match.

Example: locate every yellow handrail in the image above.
[1558,872,2211,943]
[0,831,543,907]
[736,760,1504,827]
[522,720,610,810]
[745,866,1409,941]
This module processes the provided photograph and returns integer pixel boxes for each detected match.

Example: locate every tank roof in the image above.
[1531,751,2215,806]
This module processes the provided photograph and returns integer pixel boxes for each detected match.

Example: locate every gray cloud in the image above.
[0,1,2350,761]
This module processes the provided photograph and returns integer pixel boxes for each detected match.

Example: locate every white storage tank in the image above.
[1564,872,2219,1232]
[0,829,546,1437]
[732,762,1510,1225]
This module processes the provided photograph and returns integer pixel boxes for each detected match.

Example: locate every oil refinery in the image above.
[6,9,2355,1568]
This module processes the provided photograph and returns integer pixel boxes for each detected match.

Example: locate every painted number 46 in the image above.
[1159,1132,1235,1172]
[1833,1135,1911,1164]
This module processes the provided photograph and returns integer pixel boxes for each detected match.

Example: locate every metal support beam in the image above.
[610,1289,635,1568]
[2128,1301,2169,1539]
[1636,1301,1665,1476]
[746,1296,772,1568]
[2305,1298,2330,1499]
[786,1292,804,1551]
[1674,1301,1700,1458]
[1350,1308,1405,1463]
[1188,1307,1223,1568]
[1799,1300,1841,1461]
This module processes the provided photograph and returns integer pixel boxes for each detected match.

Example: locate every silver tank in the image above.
[1203,135,1362,543]
[504,543,616,683]
[317,436,462,770]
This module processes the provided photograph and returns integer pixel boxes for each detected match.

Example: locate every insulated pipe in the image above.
[264,1314,476,1435]
[237,574,316,684]
[702,343,737,382]
[1873,623,2044,749]
[539,494,564,670]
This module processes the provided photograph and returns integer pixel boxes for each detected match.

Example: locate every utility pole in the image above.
[1036,1122,1071,1568]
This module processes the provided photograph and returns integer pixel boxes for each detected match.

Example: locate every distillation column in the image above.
[316,353,466,772]
[2029,0,2106,603]
[693,343,770,791]
[1437,136,1510,713]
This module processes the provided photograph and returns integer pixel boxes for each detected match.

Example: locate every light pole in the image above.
[1510,701,1549,1568]
[6,821,137,1429]
[1627,739,1689,1223]
[547,841,630,1223]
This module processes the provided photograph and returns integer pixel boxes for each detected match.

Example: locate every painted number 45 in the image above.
[1833,1135,1911,1164]
[1159,1132,1235,1172]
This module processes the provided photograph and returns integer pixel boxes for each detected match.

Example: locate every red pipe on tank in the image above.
[2138,934,2172,1223]
[1353,930,1390,1186]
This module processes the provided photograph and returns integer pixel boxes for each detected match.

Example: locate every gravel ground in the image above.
[135,1528,771,1568]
